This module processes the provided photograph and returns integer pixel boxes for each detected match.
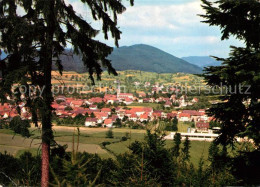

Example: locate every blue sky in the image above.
[67,0,244,58]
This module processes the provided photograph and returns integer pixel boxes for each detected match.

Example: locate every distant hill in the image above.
[53,49,85,73]
[53,45,202,74]
[108,44,202,74]
[0,45,202,74]
[181,56,222,68]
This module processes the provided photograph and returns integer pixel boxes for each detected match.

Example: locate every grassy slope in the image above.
[51,70,204,87]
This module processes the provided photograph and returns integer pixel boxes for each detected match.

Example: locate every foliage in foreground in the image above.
[0,131,259,186]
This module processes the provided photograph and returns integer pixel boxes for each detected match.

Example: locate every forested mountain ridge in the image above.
[53,45,202,74]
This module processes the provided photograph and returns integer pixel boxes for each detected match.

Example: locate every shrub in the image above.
[121,136,127,141]
[105,129,114,139]
[102,141,111,147]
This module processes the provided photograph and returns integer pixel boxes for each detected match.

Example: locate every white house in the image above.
[89,105,97,110]
[104,118,113,128]
[178,113,191,122]
[85,118,97,127]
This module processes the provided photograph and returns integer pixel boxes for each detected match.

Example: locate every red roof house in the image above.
[85,118,98,127]
[196,122,209,131]
[101,108,111,114]
[104,118,113,128]
[178,113,191,122]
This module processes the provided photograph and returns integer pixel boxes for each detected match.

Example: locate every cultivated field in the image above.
[50,70,205,88]
[0,126,211,167]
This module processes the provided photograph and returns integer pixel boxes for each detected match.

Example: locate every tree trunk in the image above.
[41,143,50,187]
[41,106,52,187]
[41,0,55,186]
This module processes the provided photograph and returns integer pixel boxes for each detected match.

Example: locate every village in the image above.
[0,83,215,136]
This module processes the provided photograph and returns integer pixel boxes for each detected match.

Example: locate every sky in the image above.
[66,0,244,58]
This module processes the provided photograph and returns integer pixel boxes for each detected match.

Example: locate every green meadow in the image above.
[0,126,211,167]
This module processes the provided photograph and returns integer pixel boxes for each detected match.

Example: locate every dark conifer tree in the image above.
[200,0,260,148]
[181,136,191,161]
[0,0,134,186]
[208,142,219,168]
[129,130,176,186]
[172,132,181,158]
[172,116,178,131]
[201,1,260,184]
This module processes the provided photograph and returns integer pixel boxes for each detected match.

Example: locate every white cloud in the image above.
[171,36,219,44]
[62,0,244,57]
[118,35,219,46]
[118,1,203,30]
[65,0,203,31]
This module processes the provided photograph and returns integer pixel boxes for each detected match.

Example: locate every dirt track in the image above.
[52,126,108,133]
[50,125,146,134]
